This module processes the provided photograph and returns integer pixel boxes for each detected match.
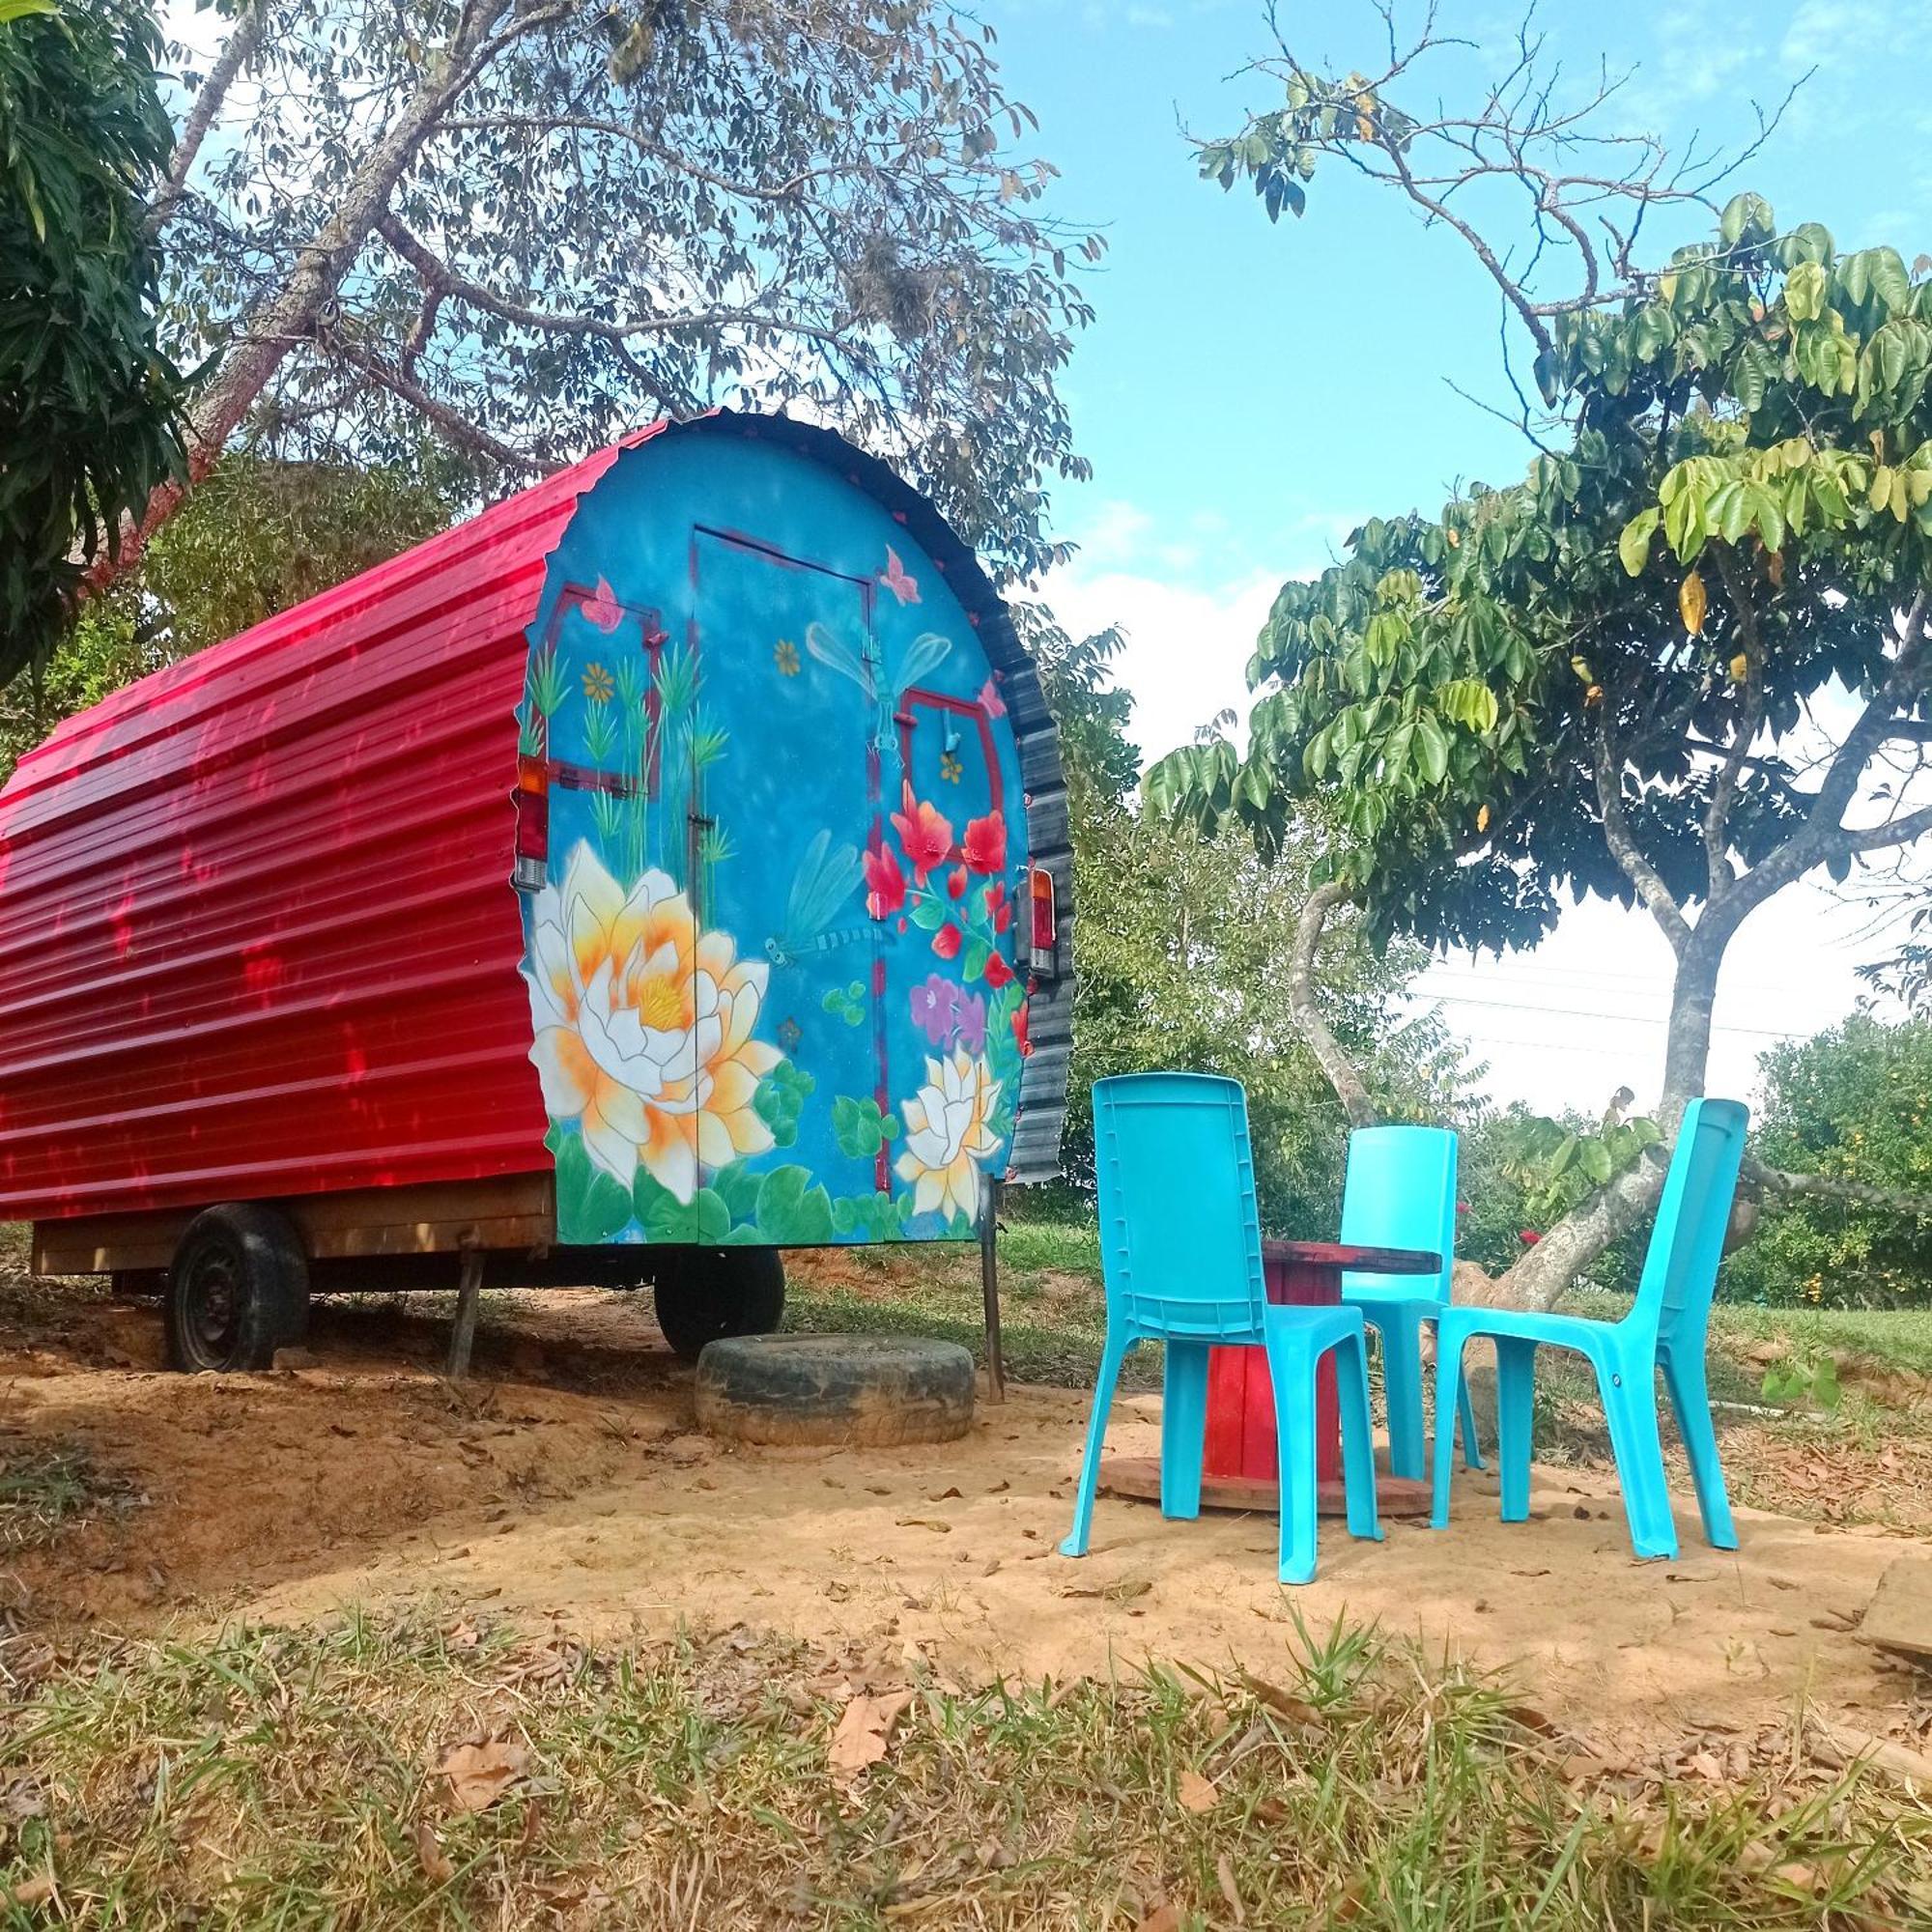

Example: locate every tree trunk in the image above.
[87,0,514,591]
[1495,919,1727,1309]
[1289,880,1380,1130]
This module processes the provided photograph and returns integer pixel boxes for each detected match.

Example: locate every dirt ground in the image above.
[4,1271,1928,1769]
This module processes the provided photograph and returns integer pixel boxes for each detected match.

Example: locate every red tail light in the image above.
[1029,866,1057,977]
[511,754,549,892]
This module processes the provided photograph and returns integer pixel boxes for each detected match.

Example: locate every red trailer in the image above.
[0,413,1072,1371]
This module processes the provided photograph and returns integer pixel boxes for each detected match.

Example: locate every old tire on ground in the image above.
[695,1334,975,1447]
[650,1246,786,1362]
[165,1203,310,1373]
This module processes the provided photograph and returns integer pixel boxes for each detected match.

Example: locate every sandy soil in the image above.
[3,1280,1924,1765]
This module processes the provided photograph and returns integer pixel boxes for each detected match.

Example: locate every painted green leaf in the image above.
[833,1094,888,1159]
[710,1162,764,1229]
[554,1130,636,1242]
[633,1166,691,1241]
[756,1165,836,1244]
[753,1063,814,1149]
[693,1187,732,1243]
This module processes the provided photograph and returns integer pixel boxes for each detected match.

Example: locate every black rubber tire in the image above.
[165,1204,310,1373]
[650,1246,786,1362]
[695,1334,975,1446]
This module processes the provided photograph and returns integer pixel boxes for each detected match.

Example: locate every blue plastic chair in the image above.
[1431,1096,1748,1561]
[1060,1072,1382,1585]
[1339,1125,1484,1480]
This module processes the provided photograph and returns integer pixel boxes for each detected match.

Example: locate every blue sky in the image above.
[987,0,1932,1113]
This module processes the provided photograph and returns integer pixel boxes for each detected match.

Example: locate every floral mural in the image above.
[518,459,1030,1249]
[524,843,781,1206]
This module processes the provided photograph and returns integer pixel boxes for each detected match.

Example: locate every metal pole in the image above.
[979,1171,1005,1404]
[445,1245,483,1379]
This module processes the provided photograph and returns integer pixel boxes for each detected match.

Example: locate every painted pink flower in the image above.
[892,791,953,883]
[962,810,1006,875]
[947,866,968,900]
[910,974,958,1044]
[932,923,963,961]
[982,950,1014,990]
[1012,1001,1032,1058]
[978,674,1006,719]
[864,841,906,920]
[984,880,1011,934]
[953,989,987,1054]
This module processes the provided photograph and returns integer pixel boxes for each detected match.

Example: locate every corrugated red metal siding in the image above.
[0,441,639,1222]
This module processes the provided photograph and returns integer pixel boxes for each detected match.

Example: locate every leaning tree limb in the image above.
[1287,879,1380,1131]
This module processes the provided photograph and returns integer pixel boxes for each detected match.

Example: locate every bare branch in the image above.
[148,3,267,240]
[1592,715,1690,952]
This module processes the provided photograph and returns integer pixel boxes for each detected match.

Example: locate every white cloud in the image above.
[1036,559,1279,762]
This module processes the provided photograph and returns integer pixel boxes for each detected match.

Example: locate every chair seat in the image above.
[1437,1304,1619,1357]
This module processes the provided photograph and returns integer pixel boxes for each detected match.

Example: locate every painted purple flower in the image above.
[910,974,959,1044]
[952,989,987,1054]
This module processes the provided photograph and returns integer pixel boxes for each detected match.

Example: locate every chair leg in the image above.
[1661,1349,1737,1551]
[1376,1306,1427,1481]
[1597,1351,1678,1561]
[1330,1328,1383,1546]
[1455,1372,1485,1472]
[1059,1326,1133,1558]
[1494,1337,1538,1523]
[1160,1340,1211,1520]
[1430,1327,1467,1530]
[1262,1321,1321,1585]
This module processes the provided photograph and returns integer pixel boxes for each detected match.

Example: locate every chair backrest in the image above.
[1092,1072,1266,1343]
[1628,1096,1749,1354]
[1338,1124,1458,1303]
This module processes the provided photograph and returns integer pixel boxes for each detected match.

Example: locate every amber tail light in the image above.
[511,754,549,893]
[1029,865,1057,978]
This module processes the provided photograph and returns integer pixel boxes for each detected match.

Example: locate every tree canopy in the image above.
[83,0,1097,629]
[1150,5,1932,1302]
[0,0,187,682]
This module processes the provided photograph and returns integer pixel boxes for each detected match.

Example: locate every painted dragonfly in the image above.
[805,620,952,760]
[765,828,867,967]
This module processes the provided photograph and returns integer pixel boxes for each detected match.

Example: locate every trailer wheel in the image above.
[166,1205,310,1373]
[650,1246,786,1362]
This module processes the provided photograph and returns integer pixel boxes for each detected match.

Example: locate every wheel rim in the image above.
[182,1245,242,1363]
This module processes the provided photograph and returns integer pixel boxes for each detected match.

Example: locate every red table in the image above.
[1101,1238,1441,1520]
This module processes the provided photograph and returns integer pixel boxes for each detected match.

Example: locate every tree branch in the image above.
[1288,879,1381,1130]
[1592,714,1690,952]
[147,2,267,239]
[1747,1157,1932,1221]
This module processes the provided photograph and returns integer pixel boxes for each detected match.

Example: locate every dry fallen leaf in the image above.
[827,1690,913,1785]
[414,1817,455,1884]
[4,1875,53,1908]
[1241,1672,1322,1728]
[440,1737,529,1812]
[1177,1768,1218,1814]
[1217,1850,1245,1923]
[1133,1906,1181,1932]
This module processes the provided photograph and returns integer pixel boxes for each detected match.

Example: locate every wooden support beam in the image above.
[444,1246,484,1379]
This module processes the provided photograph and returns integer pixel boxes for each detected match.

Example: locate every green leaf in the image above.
[1577,1139,1614,1186]
[710,1162,764,1230]
[832,1094,888,1160]
[1719,191,1774,248]
[1414,714,1449,786]
[553,1128,636,1242]
[1617,507,1660,577]
[755,1165,836,1243]
[692,1187,732,1243]
[1783,260,1827,325]
[634,1166,691,1241]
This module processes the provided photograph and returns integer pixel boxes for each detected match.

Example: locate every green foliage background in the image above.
[1725,1015,1932,1307]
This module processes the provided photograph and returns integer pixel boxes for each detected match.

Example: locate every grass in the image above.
[1,1608,1926,1929]
[0,1446,128,1556]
